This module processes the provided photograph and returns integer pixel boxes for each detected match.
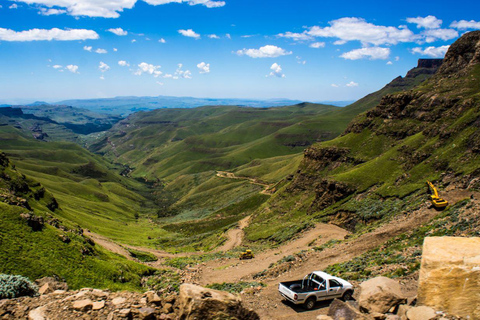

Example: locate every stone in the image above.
[327,299,371,320]
[92,300,105,310]
[139,307,156,320]
[316,316,334,320]
[112,297,127,306]
[417,237,480,319]
[118,308,131,318]
[73,299,93,311]
[397,305,411,320]
[162,302,173,314]
[358,276,406,314]
[38,283,54,295]
[92,289,108,298]
[406,306,436,320]
[177,283,259,320]
[145,291,162,306]
[28,306,47,320]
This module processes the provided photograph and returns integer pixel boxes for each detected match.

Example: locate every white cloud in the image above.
[99,61,110,72]
[296,56,306,65]
[163,73,173,78]
[9,3,18,9]
[333,40,347,45]
[83,45,92,51]
[131,39,136,43]
[450,20,480,30]
[197,62,210,74]
[100,74,105,80]
[406,15,443,29]
[113,47,118,51]
[175,63,192,79]
[340,47,390,60]
[267,63,285,78]
[277,31,313,41]
[156,81,164,85]
[226,33,231,39]
[346,81,358,87]
[411,45,450,58]
[135,62,162,77]
[178,29,200,39]
[331,84,339,87]
[52,64,62,69]
[13,0,224,18]
[66,65,79,73]
[395,56,400,61]
[0,28,99,41]
[235,45,292,58]
[108,27,128,36]
[309,42,325,49]
[95,48,108,54]
[304,17,417,46]
[39,7,66,15]
[387,61,393,65]
[118,60,129,67]
[422,28,458,43]
[208,34,220,39]
[159,38,166,43]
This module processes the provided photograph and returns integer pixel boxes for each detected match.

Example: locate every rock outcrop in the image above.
[417,236,480,319]
[358,276,406,314]
[177,284,259,320]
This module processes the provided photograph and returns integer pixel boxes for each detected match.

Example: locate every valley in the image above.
[1,30,480,320]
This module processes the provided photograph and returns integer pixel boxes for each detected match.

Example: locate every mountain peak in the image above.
[437,30,480,76]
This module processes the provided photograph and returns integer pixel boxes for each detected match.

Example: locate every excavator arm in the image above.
[426,181,448,209]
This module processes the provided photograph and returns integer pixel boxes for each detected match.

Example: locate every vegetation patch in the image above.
[126,248,158,262]
[142,269,181,293]
[206,281,265,294]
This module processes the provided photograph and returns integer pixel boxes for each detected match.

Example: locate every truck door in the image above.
[311,274,328,301]
[328,279,343,297]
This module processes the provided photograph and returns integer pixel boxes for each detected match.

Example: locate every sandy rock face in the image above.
[177,283,259,320]
[418,236,480,319]
[358,276,406,314]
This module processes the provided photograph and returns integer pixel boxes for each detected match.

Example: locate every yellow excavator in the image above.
[426,181,448,209]
[239,249,254,260]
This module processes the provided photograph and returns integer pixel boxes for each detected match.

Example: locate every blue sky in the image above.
[1,0,480,104]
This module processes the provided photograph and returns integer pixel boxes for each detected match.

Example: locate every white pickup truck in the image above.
[278,271,354,310]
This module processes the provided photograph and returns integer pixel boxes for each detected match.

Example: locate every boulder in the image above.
[145,290,162,306]
[38,283,54,295]
[417,237,480,319]
[28,306,47,320]
[405,306,436,320]
[327,299,371,320]
[358,277,406,314]
[112,297,127,306]
[139,307,157,320]
[92,300,105,310]
[177,283,259,320]
[72,299,93,311]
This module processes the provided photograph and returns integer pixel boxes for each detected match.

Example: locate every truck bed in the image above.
[279,280,317,294]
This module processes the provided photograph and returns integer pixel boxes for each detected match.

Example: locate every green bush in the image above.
[0,274,38,299]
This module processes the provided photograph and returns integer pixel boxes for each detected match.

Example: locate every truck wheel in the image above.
[304,297,316,310]
[342,290,353,301]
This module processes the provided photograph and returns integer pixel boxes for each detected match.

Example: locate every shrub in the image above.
[0,274,38,299]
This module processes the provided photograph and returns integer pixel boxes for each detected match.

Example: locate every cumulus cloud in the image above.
[197,62,210,74]
[305,17,417,46]
[0,28,99,41]
[277,31,313,41]
[159,38,166,43]
[13,0,224,18]
[340,47,390,60]
[235,45,292,58]
[135,62,162,77]
[52,64,62,69]
[406,15,443,29]
[66,65,79,73]
[208,34,220,39]
[267,63,285,78]
[178,29,200,39]
[83,45,92,51]
[331,84,339,87]
[422,28,458,43]
[175,63,192,79]
[118,60,130,67]
[309,42,325,48]
[411,45,450,58]
[99,61,110,72]
[450,20,480,30]
[95,48,108,54]
[346,81,358,87]
[39,7,66,15]
[9,3,18,9]
[387,61,393,65]
[108,27,128,36]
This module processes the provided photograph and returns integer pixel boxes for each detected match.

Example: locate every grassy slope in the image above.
[0,152,154,290]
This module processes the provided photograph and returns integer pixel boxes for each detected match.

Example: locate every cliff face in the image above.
[260,31,480,231]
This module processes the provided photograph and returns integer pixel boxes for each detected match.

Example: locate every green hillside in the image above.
[244,32,480,250]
